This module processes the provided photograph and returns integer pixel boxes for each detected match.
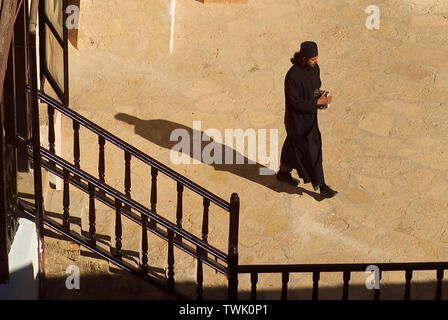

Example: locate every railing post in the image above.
[228,193,239,300]
[28,0,46,297]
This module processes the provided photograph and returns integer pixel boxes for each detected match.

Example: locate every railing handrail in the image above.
[238,262,448,273]
[29,88,230,212]
[19,135,229,262]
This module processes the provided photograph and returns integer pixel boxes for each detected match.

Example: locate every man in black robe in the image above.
[276,41,338,198]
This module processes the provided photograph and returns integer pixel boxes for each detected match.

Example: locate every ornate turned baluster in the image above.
[62,168,70,231]
[150,167,158,228]
[124,151,131,211]
[250,272,258,300]
[73,120,80,174]
[404,269,412,300]
[436,269,444,300]
[176,182,183,242]
[312,271,320,300]
[140,213,149,274]
[114,199,122,260]
[87,183,96,245]
[342,271,350,301]
[167,229,175,292]
[202,198,210,259]
[98,136,105,196]
[47,104,55,167]
[281,272,289,300]
[196,246,204,300]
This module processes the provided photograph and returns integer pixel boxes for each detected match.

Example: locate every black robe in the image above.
[280,63,325,187]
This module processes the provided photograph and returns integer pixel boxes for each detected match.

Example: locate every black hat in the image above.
[300,41,318,58]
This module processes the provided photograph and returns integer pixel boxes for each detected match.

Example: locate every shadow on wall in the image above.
[114,113,324,200]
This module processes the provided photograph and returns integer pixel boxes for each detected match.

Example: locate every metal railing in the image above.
[22,86,240,298]
[238,262,448,300]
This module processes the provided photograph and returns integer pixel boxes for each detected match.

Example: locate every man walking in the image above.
[276,41,338,199]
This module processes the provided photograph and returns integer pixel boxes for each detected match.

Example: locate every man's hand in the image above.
[317,91,332,109]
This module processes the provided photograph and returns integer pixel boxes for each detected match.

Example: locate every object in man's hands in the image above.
[314,89,330,109]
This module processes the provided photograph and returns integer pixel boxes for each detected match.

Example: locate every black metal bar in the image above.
[167,229,175,292]
[312,272,320,300]
[374,270,381,301]
[342,270,350,300]
[47,104,55,167]
[41,11,63,46]
[114,198,122,260]
[250,272,258,300]
[62,168,69,231]
[62,0,69,107]
[175,182,183,242]
[149,166,157,228]
[32,90,230,211]
[404,269,412,300]
[98,135,105,196]
[227,193,240,300]
[238,262,448,273]
[202,198,209,243]
[140,213,148,274]
[73,120,80,169]
[87,182,96,245]
[38,0,46,86]
[436,269,443,300]
[124,151,131,210]
[196,246,203,300]
[281,271,289,300]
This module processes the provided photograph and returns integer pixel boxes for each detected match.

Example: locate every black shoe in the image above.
[276,171,299,186]
[319,184,338,198]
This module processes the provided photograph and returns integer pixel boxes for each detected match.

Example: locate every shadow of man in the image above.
[115,113,322,199]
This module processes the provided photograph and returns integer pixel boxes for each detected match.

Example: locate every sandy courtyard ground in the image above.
[42,0,448,298]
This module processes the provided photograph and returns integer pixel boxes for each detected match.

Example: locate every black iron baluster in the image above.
[436,269,444,300]
[196,246,203,300]
[140,213,149,274]
[250,272,258,300]
[176,182,183,242]
[87,183,96,245]
[281,272,289,300]
[167,229,175,292]
[342,271,350,300]
[47,104,55,167]
[98,136,105,195]
[202,198,210,243]
[73,120,80,173]
[62,168,70,231]
[114,199,122,261]
[150,167,158,228]
[404,269,412,300]
[227,193,240,300]
[202,198,210,259]
[124,151,131,211]
[374,270,382,301]
[312,271,320,300]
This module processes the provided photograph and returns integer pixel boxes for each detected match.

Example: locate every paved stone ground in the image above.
[39,0,448,299]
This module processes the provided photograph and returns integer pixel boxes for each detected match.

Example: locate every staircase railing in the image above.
[21,87,240,299]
